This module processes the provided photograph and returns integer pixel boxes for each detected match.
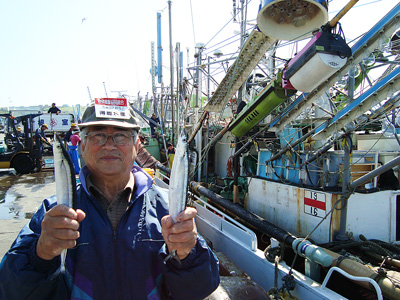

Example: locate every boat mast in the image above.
[176,42,181,136]
[151,42,158,115]
[233,0,247,204]
[157,12,163,120]
[168,0,175,144]
[195,43,204,182]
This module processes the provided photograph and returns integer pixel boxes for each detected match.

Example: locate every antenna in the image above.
[87,86,93,102]
[103,82,108,97]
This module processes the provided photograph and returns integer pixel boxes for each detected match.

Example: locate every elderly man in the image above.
[0,103,219,299]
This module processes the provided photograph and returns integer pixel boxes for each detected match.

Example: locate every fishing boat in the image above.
[130,0,400,298]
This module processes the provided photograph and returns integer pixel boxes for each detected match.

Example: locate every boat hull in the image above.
[194,197,345,299]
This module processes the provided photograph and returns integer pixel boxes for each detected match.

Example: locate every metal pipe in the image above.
[188,111,208,144]
[158,92,169,165]
[190,181,296,245]
[337,137,351,240]
[231,120,313,163]
[231,139,253,159]
[348,67,355,102]
[386,112,400,147]
[359,63,373,87]
[207,56,211,106]
[155,162,171,175]
[205,123,230,149]
[313,102,335,117]
[300,142,333,168]
[299,123,358,169]
[130,106,152,126]
[265,128,316,164]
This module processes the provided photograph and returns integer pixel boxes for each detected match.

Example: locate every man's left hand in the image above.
[161,207,197,260]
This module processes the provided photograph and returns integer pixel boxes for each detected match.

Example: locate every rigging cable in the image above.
[203,0,253,49]
[202,25,255,57]
[189,0,196,46]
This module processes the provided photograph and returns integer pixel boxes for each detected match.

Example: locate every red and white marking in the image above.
[304,190,326,218]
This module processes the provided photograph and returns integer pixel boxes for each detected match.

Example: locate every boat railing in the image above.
[192,193,258,252]
[257,148,400,190]
[153,167,258,251]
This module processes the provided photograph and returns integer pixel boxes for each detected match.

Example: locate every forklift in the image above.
[0,113,43,174]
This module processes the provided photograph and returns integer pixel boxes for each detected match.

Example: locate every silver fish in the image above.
[168,128,189,222]
[165,129,189,263]
[53,133,77,272]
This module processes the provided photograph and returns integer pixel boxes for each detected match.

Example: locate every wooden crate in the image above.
[340,163,375,187]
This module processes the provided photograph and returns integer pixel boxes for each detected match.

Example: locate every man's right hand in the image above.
[36,205,86,260]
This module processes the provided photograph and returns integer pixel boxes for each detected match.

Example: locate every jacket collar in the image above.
[79,165,153,201]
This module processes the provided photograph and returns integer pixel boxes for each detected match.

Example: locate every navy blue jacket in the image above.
[35,128,46,147]
[0,166,219,299]
[64,129,73,143]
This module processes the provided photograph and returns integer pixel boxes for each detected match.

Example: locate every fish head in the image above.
[180,128,188,144]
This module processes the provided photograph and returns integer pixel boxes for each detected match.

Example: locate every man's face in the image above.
[81,126,137,178]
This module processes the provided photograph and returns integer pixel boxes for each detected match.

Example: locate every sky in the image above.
[0,0,398,109]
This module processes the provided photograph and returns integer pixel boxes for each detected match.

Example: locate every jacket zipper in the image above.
[112,229,122,299]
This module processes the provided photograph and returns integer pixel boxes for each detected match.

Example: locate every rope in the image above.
[280,273,296,298]
[336,254,351,268]
[330,240,392,258]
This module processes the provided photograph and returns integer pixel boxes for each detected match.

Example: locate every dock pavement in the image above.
[0,167,56,260]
